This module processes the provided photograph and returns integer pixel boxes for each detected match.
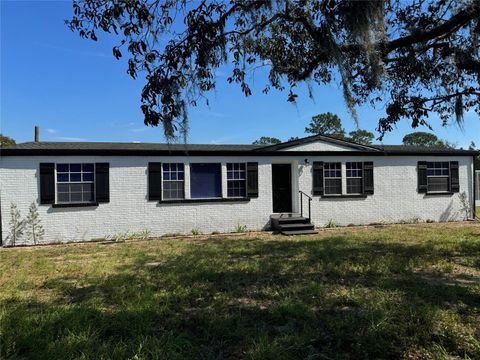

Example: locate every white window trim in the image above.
[226,162,247,198]
[346,162,364,195]
[161,162,186,201]
[323,162,342,196]
[54,163,96,204]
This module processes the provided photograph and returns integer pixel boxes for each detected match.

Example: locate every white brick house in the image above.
[0,135,477,246]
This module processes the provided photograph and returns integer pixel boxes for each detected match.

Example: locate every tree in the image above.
[26,202,44,245]
[348,130,375,145]
[402,132,455,148]
[287,136,300,142]
[305,113,346,138]
[0,134,15,146]
[8,203,24,246]
[403,132,441,147]
[67,1,480,139]
[252,136,281,145]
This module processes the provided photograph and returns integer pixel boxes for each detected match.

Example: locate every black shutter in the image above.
[39,163,55,204]
[363,162,374,195]
[418,161,428,193]
[450,161,459,193]
[247,162,259,198]
[95,163,110,203]
[312,161,324,195]
[148,162,162,201]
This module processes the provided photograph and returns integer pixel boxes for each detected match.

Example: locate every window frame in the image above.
[323,162,342,195]
[426,161,450,193]
[161,163,185,200]
[226,162,247,198]
[55,163,96,204]
[346,162,364,195]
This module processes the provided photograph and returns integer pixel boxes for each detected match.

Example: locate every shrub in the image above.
[191,228,201,236]
[25,202,44,245]
[325,219,338,228]
[234,224,247,233]
[8,203,25,246]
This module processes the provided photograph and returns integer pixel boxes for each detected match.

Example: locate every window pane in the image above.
[428,177,449,192]
[83,173,94,182]
[70,192,83,202]
[57,183,70,192]
[190,163,222,198]
[70,173,81,182]
[325,179,342,195]
[57,193,70,203]
[82,164,94,172]
[70,164,81,172]
[70,183,82,192]
[347,178,363,194]
[57,173,69,182]
[57,164,69,172]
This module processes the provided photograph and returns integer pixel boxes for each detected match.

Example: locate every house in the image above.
[0,134,478,246]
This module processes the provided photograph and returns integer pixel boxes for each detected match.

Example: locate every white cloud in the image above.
[54,136,87,142]
[46,128,60,134]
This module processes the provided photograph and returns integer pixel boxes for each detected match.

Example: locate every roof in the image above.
[1,136,478,156]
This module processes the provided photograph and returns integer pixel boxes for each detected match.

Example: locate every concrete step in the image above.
[277,223,315,231]
[281,229,318,236]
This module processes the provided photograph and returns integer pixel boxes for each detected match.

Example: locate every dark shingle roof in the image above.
[1,141,262,152]
[1,140,477,156]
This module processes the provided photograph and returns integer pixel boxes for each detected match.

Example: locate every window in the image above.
[227,163,246,197]
[56,163,94,203]
[162,163,185,200]
[190,163,222,199]
[324,162,342,195]
[427,162,449,192]
[346,162,363,194]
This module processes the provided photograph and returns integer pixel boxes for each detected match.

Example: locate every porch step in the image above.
[270,214,317,235]
[282,229,318,236]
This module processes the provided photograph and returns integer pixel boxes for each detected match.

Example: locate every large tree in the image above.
[305,112,346,138]
[348,129,375,145]
[67,1,480,139]
[402,131,455,148]
[0,134,15,146]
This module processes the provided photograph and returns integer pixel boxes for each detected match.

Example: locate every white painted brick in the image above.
[0,154,474,245]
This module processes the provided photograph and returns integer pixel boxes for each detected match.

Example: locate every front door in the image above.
[272,164,292,213]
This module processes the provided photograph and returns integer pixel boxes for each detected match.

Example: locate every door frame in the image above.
[271,161,298,213]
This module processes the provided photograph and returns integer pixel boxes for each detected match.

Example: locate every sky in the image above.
[1,0,479,147]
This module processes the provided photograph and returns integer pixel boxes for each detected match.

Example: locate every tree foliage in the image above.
[402,132,455,148]
[0,134,16,146]
[348,129,375,145]
[252,136,282,145]
[67,1,480,139]
[305,112,346,138]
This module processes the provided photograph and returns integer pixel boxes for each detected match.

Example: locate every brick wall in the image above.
[0,154,474,245]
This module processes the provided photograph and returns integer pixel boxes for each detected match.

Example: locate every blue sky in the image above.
[1,1,479,147]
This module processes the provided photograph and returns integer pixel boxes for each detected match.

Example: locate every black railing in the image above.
[299,190,312,222]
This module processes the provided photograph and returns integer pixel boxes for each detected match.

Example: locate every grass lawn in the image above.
[1,224,480,359]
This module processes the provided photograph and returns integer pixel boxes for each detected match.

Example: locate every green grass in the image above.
[1,223,480,359]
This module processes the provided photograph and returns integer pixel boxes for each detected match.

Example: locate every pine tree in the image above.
[26,202,44,245]
[8,203,24,246]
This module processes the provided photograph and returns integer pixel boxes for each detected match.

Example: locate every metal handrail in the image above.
[299,190,312,222]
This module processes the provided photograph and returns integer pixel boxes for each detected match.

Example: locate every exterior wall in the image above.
[0,154,474,246]
[280,142,355,151]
